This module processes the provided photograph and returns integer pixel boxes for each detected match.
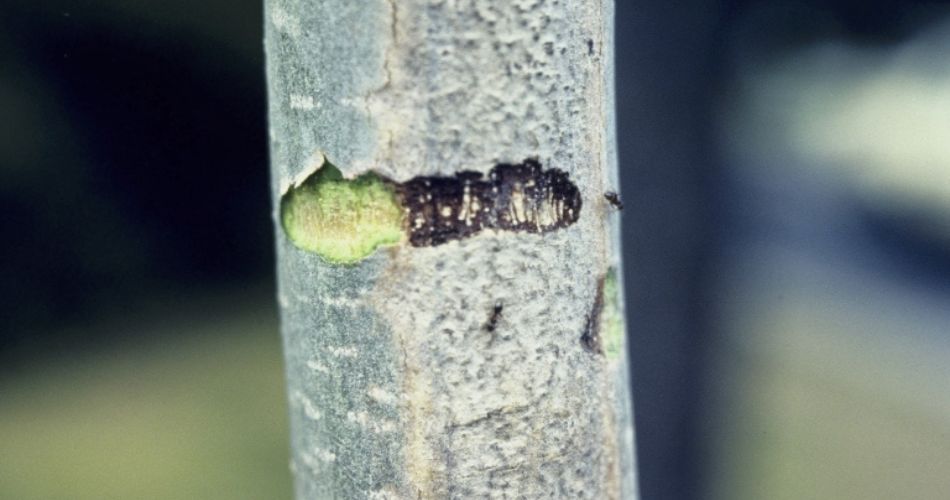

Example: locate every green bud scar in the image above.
[280,161,404,265]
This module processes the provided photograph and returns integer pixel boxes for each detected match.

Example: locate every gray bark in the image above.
[265,0,637,498]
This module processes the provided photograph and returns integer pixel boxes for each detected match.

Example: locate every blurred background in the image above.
[1,0,949,499]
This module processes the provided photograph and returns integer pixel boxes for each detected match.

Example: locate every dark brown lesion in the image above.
[483,300,504,346]
[581,275,606,355]
[396,159,582,247]
[484,301,504,333]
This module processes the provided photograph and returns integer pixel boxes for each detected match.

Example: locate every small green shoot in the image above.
[280,162,405,264]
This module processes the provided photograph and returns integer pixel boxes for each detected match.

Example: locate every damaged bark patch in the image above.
[281,159,581,264]
[400,159,581,247]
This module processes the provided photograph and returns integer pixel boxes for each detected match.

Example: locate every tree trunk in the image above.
[265,0,637,498]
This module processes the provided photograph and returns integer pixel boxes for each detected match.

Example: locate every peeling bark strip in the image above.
[400,159,581,247]
[280,159,581,263]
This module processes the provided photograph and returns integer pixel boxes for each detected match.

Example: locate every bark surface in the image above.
[265,0,637,498]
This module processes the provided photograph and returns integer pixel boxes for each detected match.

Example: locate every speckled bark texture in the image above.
[265,0,637,498]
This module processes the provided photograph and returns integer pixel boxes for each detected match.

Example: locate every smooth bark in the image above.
[265,0,637,497]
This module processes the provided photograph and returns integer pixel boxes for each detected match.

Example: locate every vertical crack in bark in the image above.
[363,0,399,164]
[581,274,606,355]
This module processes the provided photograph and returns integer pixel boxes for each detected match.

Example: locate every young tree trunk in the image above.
[265,0,637,498]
